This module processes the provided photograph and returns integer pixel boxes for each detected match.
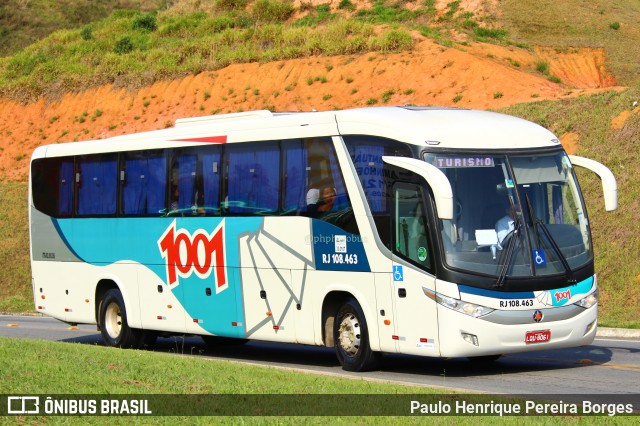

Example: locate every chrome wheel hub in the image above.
[104,302,122,339]
[338,313,361,356]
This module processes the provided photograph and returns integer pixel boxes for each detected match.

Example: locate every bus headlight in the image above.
[433,292,494,318]
[574,290,598,309]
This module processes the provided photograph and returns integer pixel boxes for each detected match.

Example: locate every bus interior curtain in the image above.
[123,158,145,215]
[178,154,197,210]
[228,149,255,213]
[146,156,166,214]
[354,144,385,212]
[202,152,221,210]
[123,156,166,215]
[58,159,74,216]
[78,158,117,215]
[254,147,280,211]
[228,146,279,213]
[285,142,307,211]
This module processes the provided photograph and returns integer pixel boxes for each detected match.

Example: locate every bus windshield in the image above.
[424,151,592,279]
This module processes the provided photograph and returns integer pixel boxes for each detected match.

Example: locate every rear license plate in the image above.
[525,330,551,344]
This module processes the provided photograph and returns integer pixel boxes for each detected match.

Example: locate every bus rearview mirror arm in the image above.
[382,156,453,220]
[568,155,618,212]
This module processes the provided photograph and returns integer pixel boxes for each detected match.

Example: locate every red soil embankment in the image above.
[0,37,622,182]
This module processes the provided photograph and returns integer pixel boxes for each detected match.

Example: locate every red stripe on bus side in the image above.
[171,135,227,143]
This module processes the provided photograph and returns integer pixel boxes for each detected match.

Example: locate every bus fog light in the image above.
[584,320,596,336]
[461,332,479,346]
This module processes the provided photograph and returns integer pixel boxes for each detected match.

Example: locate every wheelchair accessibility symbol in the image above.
[533,249,547,266]
[393,265,404,282]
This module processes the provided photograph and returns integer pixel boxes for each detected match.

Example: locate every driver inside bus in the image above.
[306,187,336,217]
[495,206,516,249]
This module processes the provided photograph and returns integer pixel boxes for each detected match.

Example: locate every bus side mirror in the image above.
[568,155,618,212]
[382,156,453,220]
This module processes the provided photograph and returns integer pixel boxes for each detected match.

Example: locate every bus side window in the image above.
[169,151,197,215]
[302,137,358,233]
[283,139,307,214]
[226,142,280,215]
[201,148,221,215]
[393,184,433,271]
[77,154,118,216]
[121,151,166,216]
[344,135,414,247]
[58,159,74,217]
[31,157,70,217]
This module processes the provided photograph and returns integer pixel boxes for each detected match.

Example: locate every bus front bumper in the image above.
[436,304,598,358]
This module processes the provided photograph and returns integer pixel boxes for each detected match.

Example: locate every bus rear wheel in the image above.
[334,298,380,372]
[99,289,155,349]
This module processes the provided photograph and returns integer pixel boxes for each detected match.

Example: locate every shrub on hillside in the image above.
[216,0,249,10]
[114,36,134,54]
[474,27,507,40]
[80,25,93,40]
[251,0,294,24]
[132,13,157,32]
[375,29,413,52]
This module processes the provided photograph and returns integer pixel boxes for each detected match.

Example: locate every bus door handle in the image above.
[398,288,406,298]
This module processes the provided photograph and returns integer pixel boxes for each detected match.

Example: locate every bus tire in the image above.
[334,298,380,372]
[99,288,151,349]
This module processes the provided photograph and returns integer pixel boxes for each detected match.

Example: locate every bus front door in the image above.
[390,183,439,357]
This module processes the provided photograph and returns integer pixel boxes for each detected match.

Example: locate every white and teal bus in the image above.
[29,106,617,371]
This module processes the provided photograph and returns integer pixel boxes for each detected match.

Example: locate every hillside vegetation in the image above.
[2,0,639,103]
[0,0,159,57]
[0,0,638,327]
[501,0,640,86]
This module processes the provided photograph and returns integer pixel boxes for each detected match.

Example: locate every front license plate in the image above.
[525,330,551,344]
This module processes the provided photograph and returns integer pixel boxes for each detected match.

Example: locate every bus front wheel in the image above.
[334,298,380,372]
[99,289,155,349]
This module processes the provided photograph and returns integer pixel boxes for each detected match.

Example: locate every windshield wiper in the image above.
[495,216,520,288]
[524,194,576,284]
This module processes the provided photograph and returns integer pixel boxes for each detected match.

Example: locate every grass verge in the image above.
[0,183,32,313]
[0,336,616,423]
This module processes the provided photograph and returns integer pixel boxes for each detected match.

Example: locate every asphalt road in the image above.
[2,314,640,398]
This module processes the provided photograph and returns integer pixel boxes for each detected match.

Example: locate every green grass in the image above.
[0,0,159,57]
[0,183,32,313]
[0,0,547,103]
[500,0,640,85]
[0,6,414,103]
[2,0,640,102]
[0,337,621,423]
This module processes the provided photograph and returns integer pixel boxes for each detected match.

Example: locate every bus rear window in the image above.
[31,157,74,218]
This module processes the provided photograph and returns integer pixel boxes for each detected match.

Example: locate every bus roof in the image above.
[31,106,561,160]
